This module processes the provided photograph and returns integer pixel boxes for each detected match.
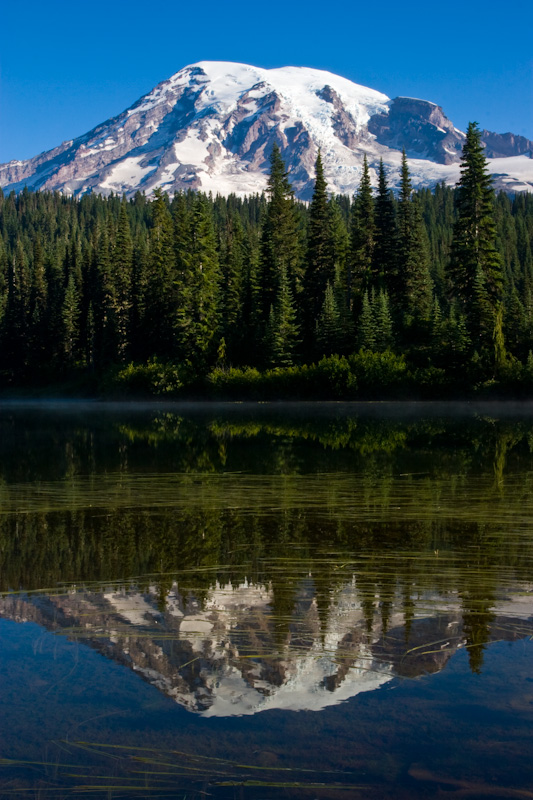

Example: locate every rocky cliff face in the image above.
[1,61,533,199]
[368,97,465,164]
[481,130,533,158]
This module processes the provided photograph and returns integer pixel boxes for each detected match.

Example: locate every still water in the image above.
[0,401,532,799]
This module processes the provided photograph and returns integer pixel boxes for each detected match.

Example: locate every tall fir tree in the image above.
[374,159,398,297]
[239,226,262,365]
[265,263,299,368]
[357,290,375,350]
[146,188,176,358]
[62,271,80,365]
[397,152,433,328]
[448,122,503,346]
[304,151,335,329]
[219,212,245,362]
[350,155,376,300]
[94,222,118,364]
[374,290,394,352]
[111,199,133,361]
[177,194,220,371]
[259,144,303,321]
[316,281,340,356]
[28,237,48,367]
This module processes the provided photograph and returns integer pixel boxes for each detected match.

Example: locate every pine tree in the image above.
[316,281,340,356]
[62,271,80,365]
[305,151,335,325]
[265,264,299,367]
[111,199,133,361]
[146,188,176,358]
[130,232,149,360]
[374,159,397,296]
[4,241,30,369]
[374,290,394,351]
[220,212,245,361]
[330,198,350,290]
[239,226,262,365]
[0,235,8,330]
[94,222,118,364]
[177,194,220,371]
[503,282,526,357]
[397,152,433,327]
[333,266,355,354]
[449,122,503,344]
[350,155,376,300]
[29,237,48,367]
[259,144,303,321]
[357,290,375,350]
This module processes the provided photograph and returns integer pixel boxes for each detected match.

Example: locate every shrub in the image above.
[348,350,407,396]
[112,359,184,396]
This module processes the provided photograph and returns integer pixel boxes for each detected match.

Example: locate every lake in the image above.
[0,401,532,799]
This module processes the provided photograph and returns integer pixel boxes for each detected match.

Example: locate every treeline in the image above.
[1,123,533,396]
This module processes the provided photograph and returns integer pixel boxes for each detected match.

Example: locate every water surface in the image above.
[0,402,532,799]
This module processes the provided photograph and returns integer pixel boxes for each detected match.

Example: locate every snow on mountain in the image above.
[1,61,532,199]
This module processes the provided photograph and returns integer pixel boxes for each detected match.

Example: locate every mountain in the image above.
[2,61,533,199]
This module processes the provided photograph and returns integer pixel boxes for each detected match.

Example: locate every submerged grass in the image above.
[0,741,368,799]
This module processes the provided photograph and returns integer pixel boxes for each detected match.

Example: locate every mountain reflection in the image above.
[2,572,532,715]
[1,403,533,710]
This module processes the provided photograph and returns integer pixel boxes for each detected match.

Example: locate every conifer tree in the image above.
[94,223,118,364]
[374,159,397,295]
[0,235,8,329]
[259,144,303,320]
[4,241,30,369]
[130,232,149,360]
[305,151,335,324]
[240,226,262,365]
[111,199,133,361]
[265,264,299,367]
[503,282,525,357]
[146,188,176,358]
[29,237,48,366]
[449,122,503,343]
[333,266,355,354]
[316,282,340,356]
[220,212,245,361]
[350,155,376,300]
[62,271,80,365]
[357,290,375,350]
[374,290,394,351]
[397,152,433,327]
[177,194,220,371]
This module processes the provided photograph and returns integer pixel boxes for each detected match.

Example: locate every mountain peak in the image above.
[1,61,532,198]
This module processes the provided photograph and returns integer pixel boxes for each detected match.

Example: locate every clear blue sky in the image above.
[1,0,532,163]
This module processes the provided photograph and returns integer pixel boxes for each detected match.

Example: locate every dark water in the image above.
[0,401,532,799]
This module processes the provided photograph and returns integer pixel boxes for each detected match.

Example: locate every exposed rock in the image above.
[481,130,533,158]
[368,97,465,165]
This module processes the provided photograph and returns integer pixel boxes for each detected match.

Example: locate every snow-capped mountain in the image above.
[2,61,533,199]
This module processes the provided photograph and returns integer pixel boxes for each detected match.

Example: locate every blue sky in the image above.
[1,0,532,163]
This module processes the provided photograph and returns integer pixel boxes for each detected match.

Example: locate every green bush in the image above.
[348,350,407,395]
[111,359,185,396]
[207,356,358,399]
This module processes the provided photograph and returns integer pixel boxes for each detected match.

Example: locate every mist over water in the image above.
[1,402,533,799]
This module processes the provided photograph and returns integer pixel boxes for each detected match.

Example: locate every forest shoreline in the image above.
[1,364,532,403]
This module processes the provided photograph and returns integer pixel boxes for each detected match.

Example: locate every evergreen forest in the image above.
[1,123,533,398]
